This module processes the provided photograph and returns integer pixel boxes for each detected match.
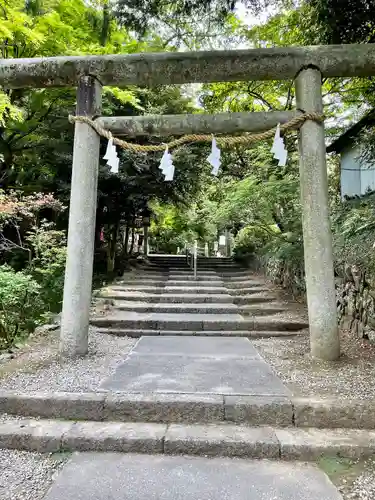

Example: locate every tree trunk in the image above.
[100,2,110,47]
[106,223,119,273]
[124,224,130,255]
[129,226,135,255]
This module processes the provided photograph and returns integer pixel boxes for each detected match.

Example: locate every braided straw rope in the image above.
[68,112,324,153]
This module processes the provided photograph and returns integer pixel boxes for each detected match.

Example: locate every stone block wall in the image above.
[336,264,375,342]
[262,257,375,342]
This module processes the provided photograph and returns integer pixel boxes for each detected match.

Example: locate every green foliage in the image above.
[332,194,375,276]
[304,0,375,44]
[0,265,44,349]
[233,225,274,262]
[26,222,67,313]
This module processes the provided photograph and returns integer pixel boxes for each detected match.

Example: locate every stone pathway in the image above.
[100,336,290,396]
[1,255,368,499]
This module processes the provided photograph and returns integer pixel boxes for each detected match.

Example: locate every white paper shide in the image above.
[104,136,120,173]
[271,123,288,167]
[159,145,175,181]
[207,136,221,176]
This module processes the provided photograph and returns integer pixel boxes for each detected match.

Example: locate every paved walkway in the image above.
[3,256,345,499]
[45,454,341,500]
[100,336,290,396]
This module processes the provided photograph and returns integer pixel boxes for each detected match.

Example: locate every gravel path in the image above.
[0,328,136,393]
[331,456,375,500]
[253,329,375,399]
[0,450,69,500]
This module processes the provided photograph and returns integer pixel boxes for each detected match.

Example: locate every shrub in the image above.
[26,222,67,313]
[233,225,275,262]
[0,265,44,349]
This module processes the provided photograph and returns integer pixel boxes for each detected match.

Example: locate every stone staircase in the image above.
[92,255,308,337]
[1,255,373,499]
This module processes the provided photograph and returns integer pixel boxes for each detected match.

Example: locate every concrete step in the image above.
[113,303,239,314]
[166,280,225,287]
[100,292,234,303]
[225,280,266,288]
[1,391,373,429]
[116,280,168,286]
[167,275,223,281]
[97,328,304,338]
[91,313,308,331]
[232,294,279,304]
[42,453,343,500]
[229,288,272,295]
[219,271,261,277]
[109,286,166,292]
[113,302,286,315]
[164,287,229,294]
[2,416,375,462]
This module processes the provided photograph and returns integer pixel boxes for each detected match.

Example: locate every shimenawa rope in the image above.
[68,112,324,153]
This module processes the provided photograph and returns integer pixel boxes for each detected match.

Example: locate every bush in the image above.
[0,265,44,348]
[233,225,274,262]
[26,222,67,313]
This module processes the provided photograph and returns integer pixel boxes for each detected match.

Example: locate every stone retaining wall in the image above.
[336,264,375,342]
[262,257,375,343]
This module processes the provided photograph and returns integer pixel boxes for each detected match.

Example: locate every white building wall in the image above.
[340,145,361,198]
[340,144,375,198]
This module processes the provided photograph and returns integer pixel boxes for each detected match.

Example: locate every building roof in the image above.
[326,109,375,153]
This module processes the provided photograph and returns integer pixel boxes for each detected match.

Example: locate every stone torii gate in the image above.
[1,45,375,361]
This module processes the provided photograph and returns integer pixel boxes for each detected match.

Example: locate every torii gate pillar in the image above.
[295,68,340,360]
[60,76,102,357]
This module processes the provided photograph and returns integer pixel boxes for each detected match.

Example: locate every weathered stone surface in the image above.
[98,111,301,137]
[224,395,293,426]
[131,336,260,358]
[0,418,72,453]
[295,68,339,361]
[164,423,279,458]
[62,421,166,453]
[115,303,240,314]
[276,427,375,460]
[104,393,224,423]
[0,391,105,420]
[60,76,102,358]
[166,280,225,287]
[100,355,290,396]
[43,453,343,500]
[293,397,375,429]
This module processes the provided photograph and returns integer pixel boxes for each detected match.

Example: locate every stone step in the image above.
[229,288,272,295]
[100,292,234,303]
[1,417,375,461]
[166,280,225,287]
[113,302,239,313]
[167,276,223,281]
[219,271,262,277]
[116,280,168,286]
[232,294,279,304]
[164,287,229,294]
[91,313,308,331]
[42,453,343,500]
[225,281,266,288]
[108,286,166,292]
[113,302,286,315]
[110,286,230,294]
[168,270,218,275]
[1,391,373,429]
[97,328,304,338]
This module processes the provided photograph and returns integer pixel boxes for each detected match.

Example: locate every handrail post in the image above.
[194,240,198,280]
